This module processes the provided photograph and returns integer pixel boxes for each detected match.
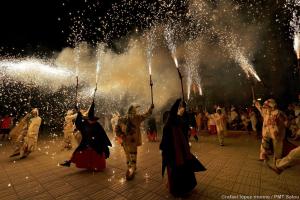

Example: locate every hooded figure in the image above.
[159,99,206,197]
[20,108,42,159]
[255,99,287,161]
[60,101,112,171]
[115,103,154,180]
[62,109,77,150]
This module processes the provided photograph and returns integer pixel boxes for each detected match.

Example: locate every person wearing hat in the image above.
[160,98,206,197]
[115,103,154,180]
[20,108,42,159]
[61,109,77,150]
[60,101,112,171]
[255,99,287,161]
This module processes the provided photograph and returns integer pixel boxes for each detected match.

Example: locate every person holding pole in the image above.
[115,103,154,180]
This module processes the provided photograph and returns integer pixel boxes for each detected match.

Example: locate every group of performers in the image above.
[6,95,300,197]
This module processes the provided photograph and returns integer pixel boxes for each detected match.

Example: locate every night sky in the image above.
[0,0,299,104]
[0,0,187,53]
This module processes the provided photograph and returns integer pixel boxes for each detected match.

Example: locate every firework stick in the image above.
[177,68,185,102]
[93,84,97,102]
[75,76,79,107]
[149,75,154,105]
[251,85,255,101]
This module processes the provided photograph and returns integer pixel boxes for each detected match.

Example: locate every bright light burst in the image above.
[187,66,192,100]
[290,12,300,58]
[232,51,261,82]
[0,58,74,88]
[146,30,155,75]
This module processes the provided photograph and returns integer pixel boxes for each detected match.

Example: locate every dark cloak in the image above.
[74,111,112,159]
[159,98,206,197]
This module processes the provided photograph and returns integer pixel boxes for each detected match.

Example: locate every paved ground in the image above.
[0,132,299,200]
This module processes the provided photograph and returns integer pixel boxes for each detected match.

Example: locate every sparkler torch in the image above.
[294,33,300,71]
[149,65,154,105]
[93,83,97,102]
[173,55,185,101]
[251,85,255,102]
[75,76,79,107]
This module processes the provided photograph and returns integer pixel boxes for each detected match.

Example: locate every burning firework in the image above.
[146,31,155,104]
[187,66,192,100]
[294,33,300,58]
[164,25,178,68]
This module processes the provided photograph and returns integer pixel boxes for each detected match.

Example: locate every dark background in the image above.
[0,0,299,105]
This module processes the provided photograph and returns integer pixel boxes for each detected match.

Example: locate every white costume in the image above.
[210,108,226,146]
[268,146,300,174]
[9,113,30,157]
[20,108,42,158]
[255,99,286,160]
[62,110,77,150]
[276,146,300,170]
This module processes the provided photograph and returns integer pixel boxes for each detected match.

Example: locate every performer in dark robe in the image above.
[159,99,206,197]
[60,101,112,171]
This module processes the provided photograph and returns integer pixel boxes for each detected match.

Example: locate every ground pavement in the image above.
[0,132,299,200]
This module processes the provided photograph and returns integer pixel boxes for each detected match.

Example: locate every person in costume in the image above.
[61,109,77,150]
[20,108,42,159]
[266,146,300,174]
[115,103,154,180]
[9,113,30,157]
[60,101,112,171]
[159,99,206,197]
[255,99,287,161]
[209,107,226,146]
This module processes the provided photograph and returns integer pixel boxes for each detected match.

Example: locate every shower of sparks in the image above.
[164,25,178,68]
[96,43,105,86]
[0,58,74,88]
[233,52,261,82]
[146,30,155,75]
[290,12,300,58]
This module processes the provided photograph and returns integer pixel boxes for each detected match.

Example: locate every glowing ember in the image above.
[198,83,203,96]
[119,178,125,183]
